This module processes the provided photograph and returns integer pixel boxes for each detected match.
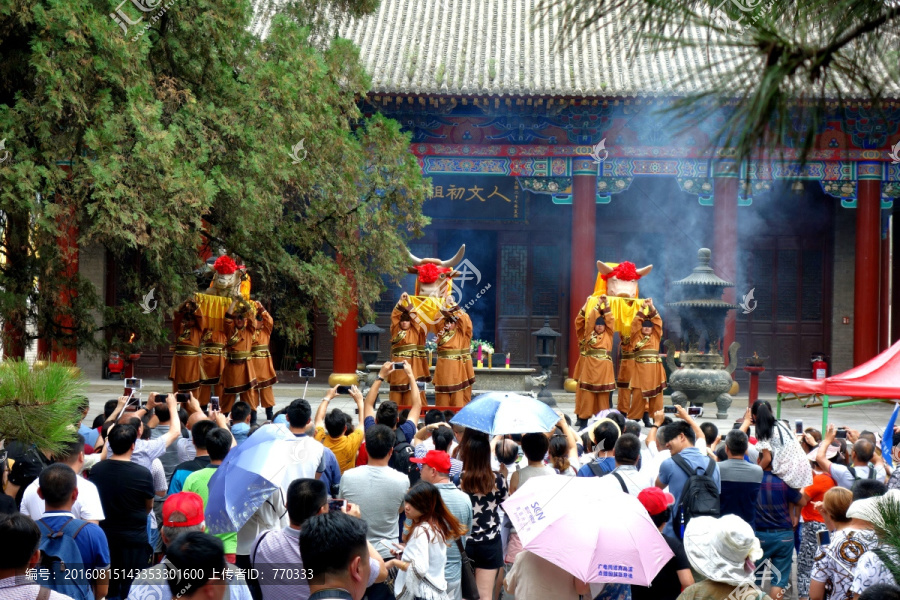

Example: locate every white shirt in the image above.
[394,522,448,599]
[20,474,105,521]
[641,448,670,489]
[237,491,288,555]
[0,577,74,600]
[596,465,653,496]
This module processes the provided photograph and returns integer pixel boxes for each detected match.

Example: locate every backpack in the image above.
[36,517,94,600]
[390,428,420,485]
[672,454,720,539]
[847,464,877,481]
[587,459,614,478]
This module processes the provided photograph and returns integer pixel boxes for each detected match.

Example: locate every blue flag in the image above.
[883,403,900,468]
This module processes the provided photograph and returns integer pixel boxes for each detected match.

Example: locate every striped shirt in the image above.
[0,577,74,600]
[414,445,463,480]
[252,527,380,600]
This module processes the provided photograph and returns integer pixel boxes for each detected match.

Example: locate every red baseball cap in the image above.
[163,492,205,527]
[410,450,451,474]
[637,487,676,517]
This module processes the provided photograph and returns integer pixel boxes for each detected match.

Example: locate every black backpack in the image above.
[390,429,420,485]
[672,454,720,538]
[847,464,877,481]
[587,460,614,478]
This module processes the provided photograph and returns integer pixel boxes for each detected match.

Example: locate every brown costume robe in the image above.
[389,301,429,405]
[433,306,475,407]
[221,311,258,413]
[617,333,635,414]
[169,308,206,393]
[572,301,616,419]
[198,329,226,406]
[250,308,277,409]
[627,310,666,419]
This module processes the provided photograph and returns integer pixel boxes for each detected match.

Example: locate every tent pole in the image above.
[822,395,829,432]
[776,393,782,420]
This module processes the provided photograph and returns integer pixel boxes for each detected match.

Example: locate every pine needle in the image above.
[871,496,900,584]
[0,360,85,456]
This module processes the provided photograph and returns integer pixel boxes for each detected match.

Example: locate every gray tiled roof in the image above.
[248,0,897,99]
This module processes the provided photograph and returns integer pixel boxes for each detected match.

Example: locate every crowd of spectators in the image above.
[2,375,900,600]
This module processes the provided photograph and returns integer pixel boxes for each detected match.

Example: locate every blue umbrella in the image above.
[204,424,312,534]
[450,392,561,435]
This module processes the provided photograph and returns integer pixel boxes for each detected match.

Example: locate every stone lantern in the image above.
[356,322,385,367]
[531,317,561,405]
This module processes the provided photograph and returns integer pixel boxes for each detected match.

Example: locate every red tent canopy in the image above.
[777,340,900,399]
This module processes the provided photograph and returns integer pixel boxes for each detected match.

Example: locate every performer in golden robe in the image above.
[433,301,475,407]
[617,328,636,417]
[250,300,278,421]
[198,328,226,408]
[169,300,205,393]
[572,295,616,428]
[389,293,429,405]
[221,298,258,413]
[628,298,666,422]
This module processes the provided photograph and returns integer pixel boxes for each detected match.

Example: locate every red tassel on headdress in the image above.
[600,261,641,281]
[213,255,237,275]
[416,263,450,284]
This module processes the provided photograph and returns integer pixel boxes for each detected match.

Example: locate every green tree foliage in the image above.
[0,360,84,454]
[537,0,900,163]
[0,0,429,352]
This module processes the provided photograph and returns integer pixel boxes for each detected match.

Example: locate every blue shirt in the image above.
[78,424,99,448]
[231,423,250,445]
[363,415,416,444]
[576,456,616,477]
[755,471,802,530]
[39,511,111,571]
[719,459,763,528]
[168,456,211,495]
[658,447,721,536]
[319,447,342,496]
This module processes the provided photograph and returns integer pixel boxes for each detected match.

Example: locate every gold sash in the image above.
[174,344,200,357]
[438,348,472,361]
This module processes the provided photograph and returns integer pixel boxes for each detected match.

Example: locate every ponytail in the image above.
[751,400,776,440]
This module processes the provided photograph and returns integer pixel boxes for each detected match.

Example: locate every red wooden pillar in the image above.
[51,203,79,364]
[879,213,891,351]
[567,159,599,377]
[331,262,359,379]
[713,160,738,359]
[855,165,882,365]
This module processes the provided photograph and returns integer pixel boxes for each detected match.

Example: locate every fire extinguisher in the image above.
[811,352,827,380]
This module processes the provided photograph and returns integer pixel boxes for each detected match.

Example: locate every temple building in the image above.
[82,0,900,392]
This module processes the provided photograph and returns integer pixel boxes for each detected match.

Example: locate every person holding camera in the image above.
[314,385,366,474]
[816,423,886,489]
[390,293,429,406]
